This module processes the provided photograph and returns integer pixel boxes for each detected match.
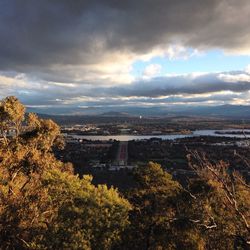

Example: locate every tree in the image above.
[0,96,131,249]
[0,96,25,140]
[187,152,250,249]
[39,170,131,249]
[119,159,250,250]
[119,162,205,250]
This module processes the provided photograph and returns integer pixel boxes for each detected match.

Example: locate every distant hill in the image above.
[100,111,132,117]
[172,105,250,118]
[34,113,143,125]
[28,104,250,125]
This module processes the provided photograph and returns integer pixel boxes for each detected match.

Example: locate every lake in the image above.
[69,129,250,141]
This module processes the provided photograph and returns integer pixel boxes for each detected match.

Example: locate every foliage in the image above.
[118,162,204,250]
[118,160,250,250]
[1,96,250,250]
[39,170,131,250]
[0,96,25,138]
[0,96,131,249]
[187,152,250,249]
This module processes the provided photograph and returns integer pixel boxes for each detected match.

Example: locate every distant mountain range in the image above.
[168,105,250,118]
[28,104,250,120]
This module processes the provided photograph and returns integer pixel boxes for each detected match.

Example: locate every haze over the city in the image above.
[1,0,250,114]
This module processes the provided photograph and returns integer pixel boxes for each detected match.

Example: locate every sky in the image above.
[1,0,250,114]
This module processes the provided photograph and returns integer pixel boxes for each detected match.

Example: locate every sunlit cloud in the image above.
[143,64,162,78]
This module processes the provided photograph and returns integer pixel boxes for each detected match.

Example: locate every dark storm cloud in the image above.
[1,0,250,74]
[90,72,250,98]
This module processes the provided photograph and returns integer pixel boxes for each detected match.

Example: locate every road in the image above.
[116,141,128,166]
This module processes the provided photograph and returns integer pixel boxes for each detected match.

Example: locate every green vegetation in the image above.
[0,97,250,249]
[117,160,250,250]
[0,97,130,249]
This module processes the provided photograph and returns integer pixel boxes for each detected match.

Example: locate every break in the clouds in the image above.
[1,0,250,113]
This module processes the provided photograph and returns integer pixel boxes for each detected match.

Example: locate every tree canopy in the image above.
[0,96,249,250]
[0,96,131,249]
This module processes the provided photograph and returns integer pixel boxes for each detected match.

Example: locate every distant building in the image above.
[109,165,136,171]
[152,130,162,135]
[119,128,131,134]
[235,140,250,148]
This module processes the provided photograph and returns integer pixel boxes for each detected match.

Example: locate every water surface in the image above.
[69,129,250,141]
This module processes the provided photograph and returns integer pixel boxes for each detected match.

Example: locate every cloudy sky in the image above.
[1,0,250,114]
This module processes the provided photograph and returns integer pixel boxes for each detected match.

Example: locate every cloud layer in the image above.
[1,0,250,112]
[1,1,250,70]
[2,71,250,112]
